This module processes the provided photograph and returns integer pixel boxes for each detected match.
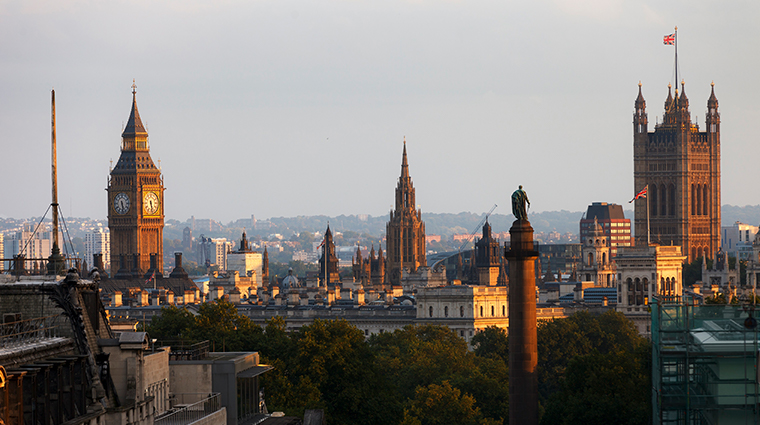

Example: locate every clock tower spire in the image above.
[108,82,165,278]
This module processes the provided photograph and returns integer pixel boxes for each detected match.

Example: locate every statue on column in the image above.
[511,185,530,221]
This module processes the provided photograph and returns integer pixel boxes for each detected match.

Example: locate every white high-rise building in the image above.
[3,223,57,270]
[84,227,111,271]
[721,221,759,260]
[197,236,232,270]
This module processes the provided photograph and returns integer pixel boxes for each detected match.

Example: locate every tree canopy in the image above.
[145,303,650,425]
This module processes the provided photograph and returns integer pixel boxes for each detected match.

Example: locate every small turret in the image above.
[634,82,648,134]
[678,80,689,110]
[706,82,720,134]
[664,83,673,111]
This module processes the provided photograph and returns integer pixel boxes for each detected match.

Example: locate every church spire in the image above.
[401,137,409,180]
[122,79,147,138]
[394,139,416,212]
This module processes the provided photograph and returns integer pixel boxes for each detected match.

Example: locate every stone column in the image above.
[505,220,538,425]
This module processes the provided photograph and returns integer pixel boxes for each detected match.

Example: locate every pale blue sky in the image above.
[1,0,758,222]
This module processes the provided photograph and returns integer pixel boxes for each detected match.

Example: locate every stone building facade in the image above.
[615,245,685,336]
[632,82,721,262]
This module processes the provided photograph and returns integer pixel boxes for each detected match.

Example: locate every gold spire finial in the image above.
[132,79,137,94]
[638,81,642,87]
[403,136,406,144]
[711,81,715,87]
[674,26,677,31]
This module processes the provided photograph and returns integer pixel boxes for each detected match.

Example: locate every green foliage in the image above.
[190,299,262,351]
[262,319,388,425]
[537,310,645,399]
[146,305,195,341]
[141,302,648,425]
[537,311,651,425]
[683,258,703,288]
[401,381,488,425]
[370,325,508,424]
[470,326,508,359]
[540,347,651,425]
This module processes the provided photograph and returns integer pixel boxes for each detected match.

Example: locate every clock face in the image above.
[114,193,130,215]
[143,191,160,215]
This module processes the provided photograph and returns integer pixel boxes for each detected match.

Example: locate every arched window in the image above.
[651,185,658,217]
[660,184,667,216]
[491,306,495,317]
[602,253,607,265]
[627,278,634,306]
[588,253,594,266]
[460,306,464,317]
[703,185,709,216]
[502,305,506,316]
[429,306,433,317]
[480,306,483,317]
[444,306,449,317]
[691,184,696,215]
[669,184,676,216]
[696,184,702,215]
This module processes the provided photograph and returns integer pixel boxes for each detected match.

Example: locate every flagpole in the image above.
[674,26,678,87]
[646,185,651,246]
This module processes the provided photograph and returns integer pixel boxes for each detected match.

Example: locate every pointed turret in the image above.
[678,80,689,110]
[369,244,376,260]
[634,82,648,134]
[706,81,720,134]
[401,137,409,180]
[262,246,270,284]
[707,81,718,108]
[635,81,646,108]
[664,83,673,111]
[122,81,148,137]
[355,244,363,264]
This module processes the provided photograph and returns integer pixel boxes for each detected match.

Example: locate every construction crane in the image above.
[458,204,498,253]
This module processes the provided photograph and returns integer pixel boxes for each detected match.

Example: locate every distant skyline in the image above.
[2,1,759,222]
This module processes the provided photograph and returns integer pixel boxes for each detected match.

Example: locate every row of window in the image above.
[425,304,506,318]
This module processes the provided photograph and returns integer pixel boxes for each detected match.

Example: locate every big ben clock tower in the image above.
[108,82,164,277]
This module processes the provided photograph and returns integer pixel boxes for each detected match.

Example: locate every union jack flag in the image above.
[629,185,648,203]
[663,34,675,45]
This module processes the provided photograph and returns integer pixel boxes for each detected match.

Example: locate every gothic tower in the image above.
[578,218,615,287]
[318,225,341,286]
[108,83,165,277]
[386,140,427,285]
[633,81,721,262]
[474,220,502,286]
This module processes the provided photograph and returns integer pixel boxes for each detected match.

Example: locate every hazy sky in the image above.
[2,0,759,223]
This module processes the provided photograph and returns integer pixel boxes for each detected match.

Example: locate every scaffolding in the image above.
[652,297,760,424]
